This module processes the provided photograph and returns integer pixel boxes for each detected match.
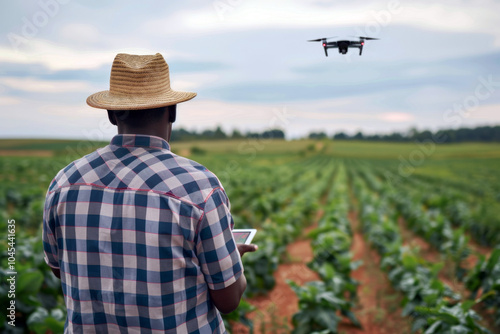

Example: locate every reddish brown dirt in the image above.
[467,238,492,257]
[231,185,333,333]
[397,217,441,263]
[337,211,412,334]
[231,209,324,334]
[231,238,320,334]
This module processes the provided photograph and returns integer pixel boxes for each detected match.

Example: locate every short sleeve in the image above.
[196,188,243,290]
[42,188,60,270]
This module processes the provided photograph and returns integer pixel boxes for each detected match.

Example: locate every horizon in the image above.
[1,123,499,142]
[1,1,499,140]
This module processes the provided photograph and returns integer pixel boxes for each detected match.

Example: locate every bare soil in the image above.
[231,193,499,333]
[231,209,324,334]
[231,237,320,334]
[467,237,492,257]
[337,211,412,334]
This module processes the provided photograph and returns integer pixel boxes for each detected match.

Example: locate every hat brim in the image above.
[86,90,196,110]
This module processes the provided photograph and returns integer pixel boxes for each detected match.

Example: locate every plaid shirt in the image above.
[43,134,243,334]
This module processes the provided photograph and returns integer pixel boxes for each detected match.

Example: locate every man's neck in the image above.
[117,124,171,142]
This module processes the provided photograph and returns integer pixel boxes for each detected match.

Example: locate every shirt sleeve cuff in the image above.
[207,265,244,291]
[44,254,60,270]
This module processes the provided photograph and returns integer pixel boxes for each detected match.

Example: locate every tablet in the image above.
[232,229,257,245]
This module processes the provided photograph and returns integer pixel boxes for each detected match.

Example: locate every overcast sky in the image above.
[1,0,499,139]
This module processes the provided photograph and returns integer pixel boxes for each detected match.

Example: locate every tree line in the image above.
[310,125,500,143]
[170,126,285,142]
[170,125,500,143]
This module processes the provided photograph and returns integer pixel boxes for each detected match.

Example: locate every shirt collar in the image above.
[110,134,170,151]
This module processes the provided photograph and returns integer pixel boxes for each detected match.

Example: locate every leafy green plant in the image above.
[352,171,491,332]
[414,299,491,334]
[288,280,361,334]
[362,167,472,281]
[289,165,361,334]
[243,237,281,296]
[465,248,500,326]
[0,231,66,333]
[190,146,206,155]
[27,307,66,334]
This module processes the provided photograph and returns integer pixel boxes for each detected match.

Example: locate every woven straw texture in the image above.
[87,53,196,110]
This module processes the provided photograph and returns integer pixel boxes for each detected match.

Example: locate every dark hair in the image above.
[108,105,176,126]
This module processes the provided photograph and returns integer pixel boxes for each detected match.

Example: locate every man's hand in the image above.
[237,244,258,257]
[51,267,61,279]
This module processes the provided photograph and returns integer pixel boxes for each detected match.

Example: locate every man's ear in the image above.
[107,110,117,126]
[168,105,176,123]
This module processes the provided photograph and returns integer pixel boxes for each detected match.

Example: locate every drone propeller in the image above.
[307,36,337,42]
[351,36,380,40]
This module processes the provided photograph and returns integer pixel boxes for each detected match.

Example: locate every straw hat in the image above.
[87,53,196,110]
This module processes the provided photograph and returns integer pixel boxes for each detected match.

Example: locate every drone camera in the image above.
[309,35,379,57]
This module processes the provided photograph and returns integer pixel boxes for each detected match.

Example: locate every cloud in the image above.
[0,96,21,105]
[58,23,101,44]
[0,38,182,71]
[294,111,414,123]
[176,97,416,138]
[0,77,95,93]
[0,99,110,139]
[170,72,222,92]
[177,99,283,130]
[146,0,500,41]
[1,1,498,139]
[39,103,103,116]
[0,39,111,70]
[146,1,375,34]
[290,97,416,123]
[467,103,500,122]
[379,112,415,122]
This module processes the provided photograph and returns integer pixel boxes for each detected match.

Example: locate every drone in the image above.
[308,36,379,56]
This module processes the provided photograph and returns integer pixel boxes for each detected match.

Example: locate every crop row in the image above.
[357,164,500,329]
[356,166,471,280]
[1,155,336,333]
[289,163,362,334]
[232,158,335,297]
[351,170,491,333]
[201,157,338,331]
[356,165,500,332]
[369,163,500,247]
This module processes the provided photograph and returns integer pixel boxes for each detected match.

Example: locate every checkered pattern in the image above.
[43,134,243,333]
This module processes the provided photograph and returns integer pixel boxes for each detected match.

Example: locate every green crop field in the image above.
[1,138,499,333]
